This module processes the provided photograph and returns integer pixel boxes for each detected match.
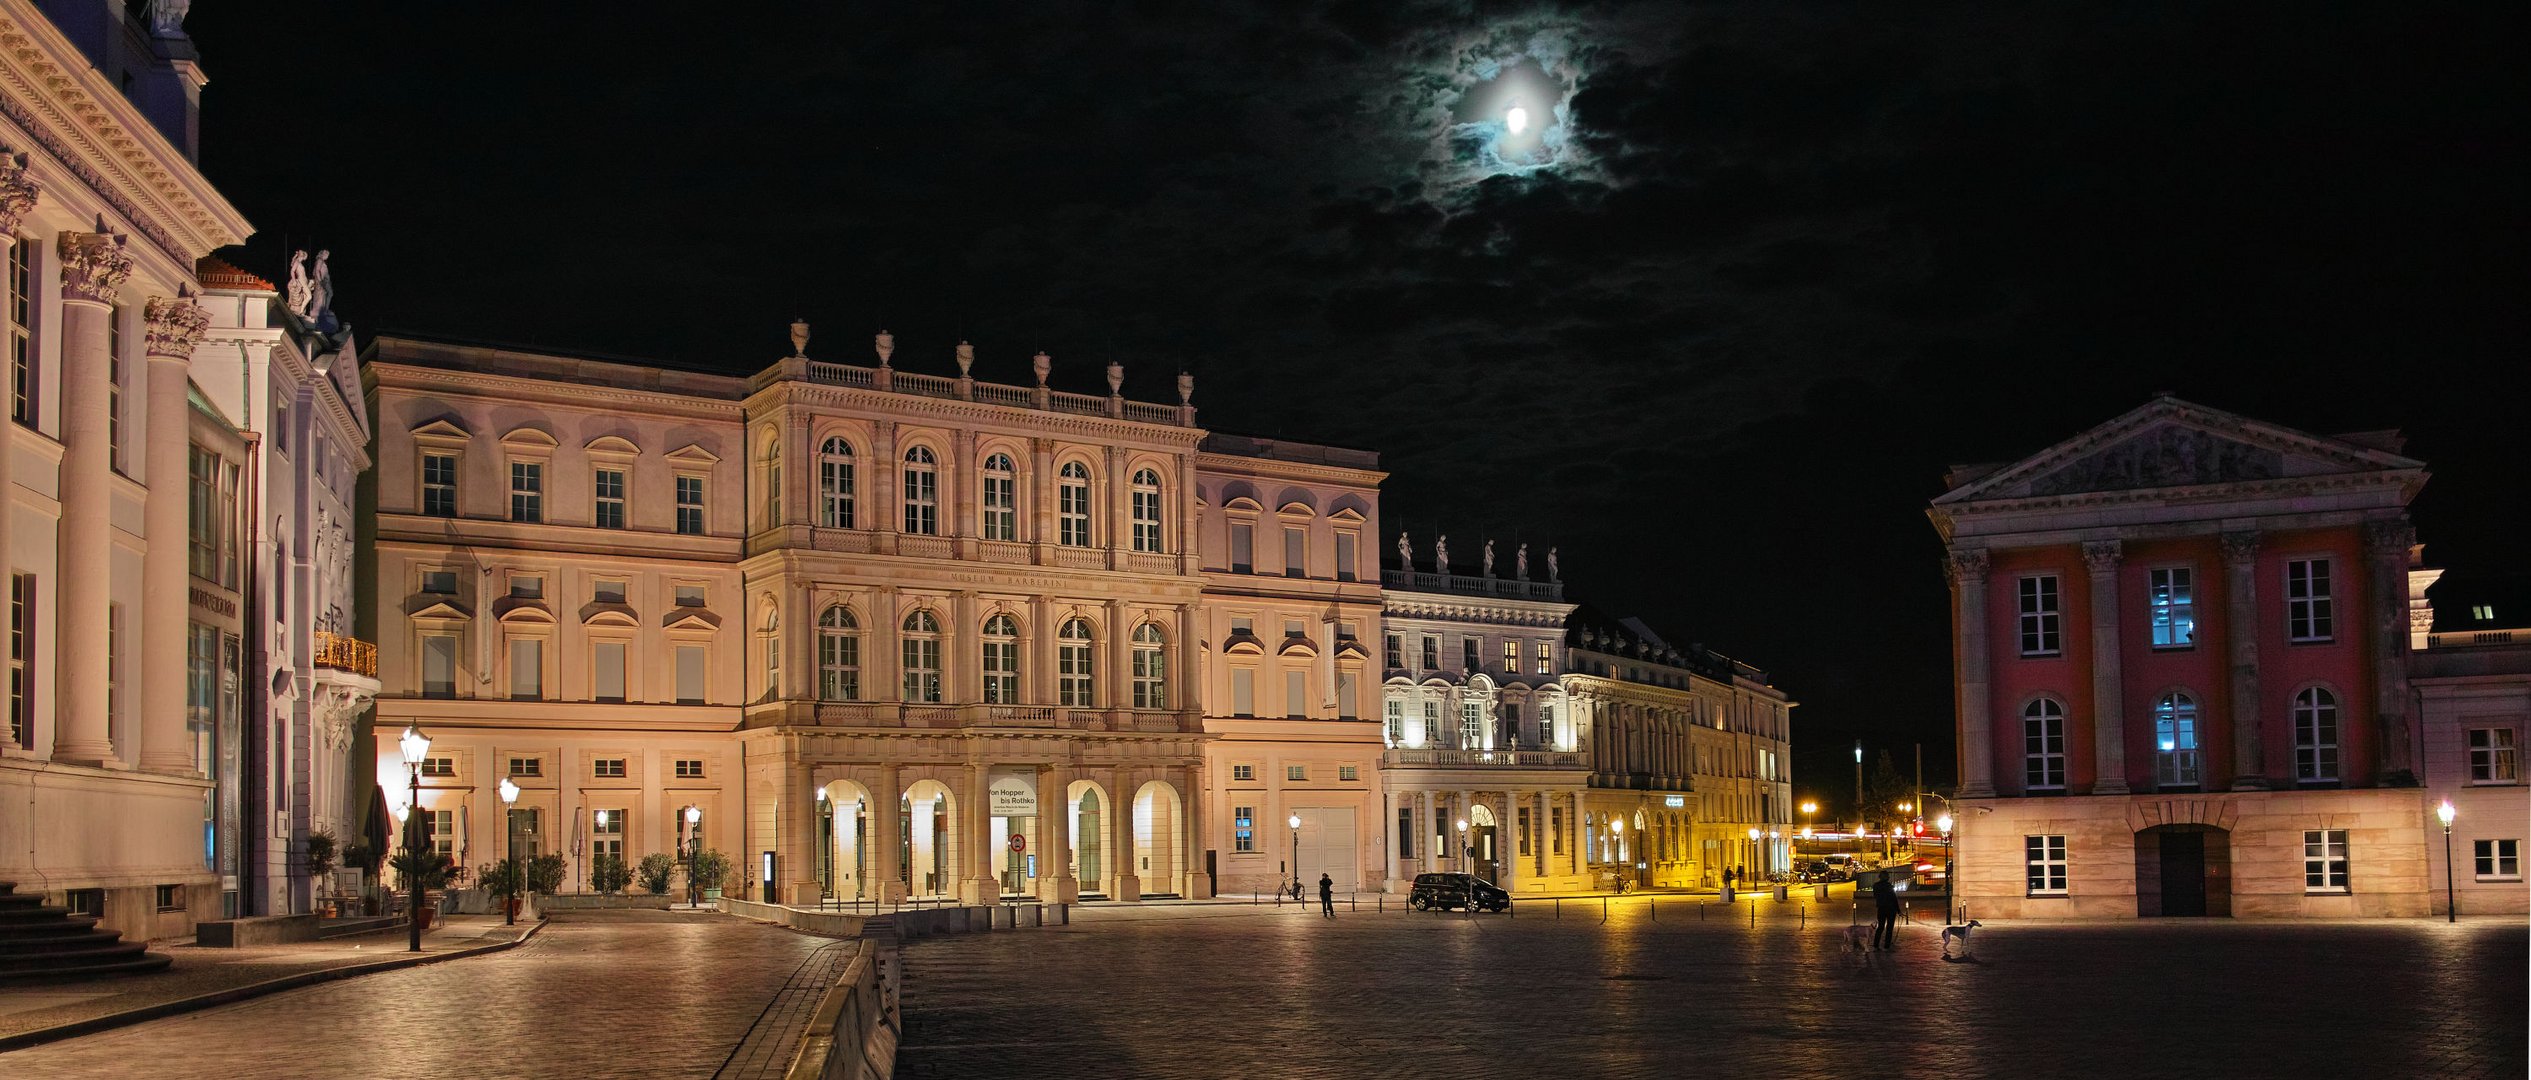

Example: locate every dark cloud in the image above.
[190,0,2527,808]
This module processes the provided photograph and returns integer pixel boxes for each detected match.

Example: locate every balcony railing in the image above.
[313,632,377,677]
[1380,569,1563,602]
[1381,748,1585,769]
[810,702,1182,732]
[2429,628,2526,648]
[798,360,1196,426]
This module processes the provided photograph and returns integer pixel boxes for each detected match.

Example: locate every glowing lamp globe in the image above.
[1505,105,1529,134]
[398,724,430,765]
[1938,814,1954,835]
[498,777,520,806]
[2437,801,2456,828]
[684,805,702,826]
[1289,814,1302,831]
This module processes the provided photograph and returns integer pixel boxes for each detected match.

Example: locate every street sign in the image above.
[1008,833,1026,853]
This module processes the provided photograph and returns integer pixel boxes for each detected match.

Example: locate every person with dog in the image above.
[1318,873,1335,918]
[1870,873,1901,950]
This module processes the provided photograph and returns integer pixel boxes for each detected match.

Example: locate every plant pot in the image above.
[703,887,723,902]
[506,896,521,919]
[415,905,437,932]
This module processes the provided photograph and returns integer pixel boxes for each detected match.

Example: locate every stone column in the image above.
[2365,519,2420,784]
[1456,788,1475,869]
[875,764,904,903]
[1415,790,1434,873]
[783,750,817,904]
[1181,764,1208,897]
[1029,596,1056,705]
[137,293,208,773]
[2083,540,2130,795]
[1111,768,1141,901]
[49,229,133,766]
[1038,763,1076,902]
[1104,446,1127,571]
[1380,785,1396,889]
[2222,532,2267,790]
[961,760,994,904]
[1948,548,1997,798]
[870,419,897,553]
[951,428,976,558]
[872,584,899,705]
[1028,437,1055,564]
[0,161,35,682]
[1174,604,1199,717]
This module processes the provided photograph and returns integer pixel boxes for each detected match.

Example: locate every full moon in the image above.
[1505,105,1529,134]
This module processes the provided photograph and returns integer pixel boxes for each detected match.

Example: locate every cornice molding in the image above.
[371,362,748,420]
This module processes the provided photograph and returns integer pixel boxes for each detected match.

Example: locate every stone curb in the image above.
[0,918,548,1054]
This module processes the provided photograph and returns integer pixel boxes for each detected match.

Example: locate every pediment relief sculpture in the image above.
[2026,425,2282,496]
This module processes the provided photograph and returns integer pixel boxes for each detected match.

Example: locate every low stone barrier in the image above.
[717,896,870,938]
[887,902,1066,941]
[782,938,897,1080]
[194,913,319,947]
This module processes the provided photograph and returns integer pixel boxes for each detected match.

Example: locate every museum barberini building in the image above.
[1931,396,2434,919]
[365,332,1212,906]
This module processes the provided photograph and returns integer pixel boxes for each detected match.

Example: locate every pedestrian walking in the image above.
[1871,874,1900,951]
[1318,873,1335,918]
[1723,866,1735,892]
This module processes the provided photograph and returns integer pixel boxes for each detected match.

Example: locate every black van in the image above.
[1409,872,1510,912]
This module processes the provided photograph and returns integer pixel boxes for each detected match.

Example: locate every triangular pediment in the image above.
[1937,398,2425,505]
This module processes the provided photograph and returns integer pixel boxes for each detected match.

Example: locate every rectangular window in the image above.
[675,645,706,704]
[2025,834,2069,895]
[2018,575,2062,656]
[2475,839,2521,881]
[1461,701,1483,750]
[8,574,30,747]
[2303,829,2349,892]
[1384,699,1404,746]
[2149,567,2195,649]
[1335,671,1357,721]
[1286,764,1306,782]
[1231,668,1254,718]
[1398,808,1415,858]
[1231,764,1255,782]
[2287,559,2333,642]
[509,638,543,700]
[1229,522,1253,574]
[674,759,705,779]
[1536,642,1552,676]
[188,445,219,579]
[901,460,937,534]
[593,758,626,779]
[156,883,184,912]
[2025,706,2067,791]
[510,575,543,600]
[591,809,626,863]
[674,585,705,607]
[507,756,542,778]
[509,461,544,523]
[1234,807,1255,853]
[1421,636,1438,671]
[1422,701,1439,747]
[593,642,626,702]
[593,579,626,604]
[1384,634,1401,670]
[1285,670,1306,719]
[428,809,455,857]
[1502,640,1518,673]
[1335,532,1357,581]
[421,570,458,594]
[2468,728,2517,784]
[9,239,33,425]
[1551,805,1564,854]
[1284,527,1307,577]
[592,468,626,529]
[421,453,458,517]
[1058,475,1093,547]
[418,756,455,777]
[1338,765,1358,781]
[421,635,458,698]
[675,475,706,535]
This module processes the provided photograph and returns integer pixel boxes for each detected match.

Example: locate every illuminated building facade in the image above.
[2407,569,2529,916]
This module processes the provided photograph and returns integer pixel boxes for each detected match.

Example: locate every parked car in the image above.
[1409,873,1509,912]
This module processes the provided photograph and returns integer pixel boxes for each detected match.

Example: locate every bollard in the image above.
[1650,899,1656,921]
[1554,897,1561,919]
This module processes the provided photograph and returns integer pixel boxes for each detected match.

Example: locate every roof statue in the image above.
[147,0,191,37]
[1435,535,1450,575]
[956,341,975,377]
[1516,543,1529,581]
[1397,531,1412,571]
[1548,547,1560,582]
[1033,351,1052,386]
[284,250,311,318]
[306,249,337,333]
[1482,540,1495,579]
[875,330,894,367]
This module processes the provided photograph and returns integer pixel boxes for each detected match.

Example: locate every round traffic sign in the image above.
[1008,833,1026,853]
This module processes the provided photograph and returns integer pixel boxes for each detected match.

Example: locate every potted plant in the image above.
[479,857,525,920]
[591,854,632,895]
[527,853,567,897]
[344,841,388,915]
[637,853,677,896]
[388,849,456,929]
[692,848,733,901]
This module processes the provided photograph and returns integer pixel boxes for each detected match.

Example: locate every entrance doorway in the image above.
[2135,824,2232,917]
[1466,804,1499,884]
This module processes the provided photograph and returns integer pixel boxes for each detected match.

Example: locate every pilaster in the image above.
[1949,548,1996,798]
[2223,531,2267,790]
[2083,540,2129,794]
[2364,519,2419,784]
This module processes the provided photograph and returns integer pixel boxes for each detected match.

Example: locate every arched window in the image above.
[901,610,942,702]
[1058,462,1092,547]
[1057,618,1095,707]
[2023,697,2066,791]
[2154,691,2199,787]
[818,606,859,701]
[818,437,855,529]
[1129,468,1163,552]
[761,431,784,531]
[2294,687,2339,782]
[981,614,1020,704]
[902,447,939,535]
[1130,624,1166,709]
[981,454,1017,541]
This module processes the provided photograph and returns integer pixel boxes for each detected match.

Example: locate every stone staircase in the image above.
[0,880,172,981]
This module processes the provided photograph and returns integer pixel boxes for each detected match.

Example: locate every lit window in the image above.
[982,454,1017,541]
[1287,765,1307,782]
[1131,624,1167,709]
[1384,699,1404,747]
[1234,806,1255,853]
[1130,469,1163,552]
[2468,728,2517,784]
[2302,829,2348,893]
[901,611,942,703]
[2287,559,2333,642]
[819,437,855,528]
[2018,575,2061,656]
[593,758,625,779]
[675,759,705,779]
[1231,764,1255,781]
[2293,687,2339,783]
[901,447,939,535]
[1338,765,1358,781]
[507,756,542,778]
[2025,835,2068,895]
[818,607,860,701]
[2149,567,2195,648]
[2154,691,2199,788]
[981,614,1020,704]
[2023,698,2066,791]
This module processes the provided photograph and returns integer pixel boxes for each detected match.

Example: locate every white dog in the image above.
[1940,920,1983,958]
[1841,924,1873,953]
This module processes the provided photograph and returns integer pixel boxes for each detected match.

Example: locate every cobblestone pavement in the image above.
[0,910,841,1079]
[897,901,2529,1080]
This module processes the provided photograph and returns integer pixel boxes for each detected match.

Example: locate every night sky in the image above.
[186,3,2526,815]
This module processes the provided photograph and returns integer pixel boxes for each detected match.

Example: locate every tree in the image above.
[636,853,677,895]
[1861,750,1913,855]
[591,854,633,894]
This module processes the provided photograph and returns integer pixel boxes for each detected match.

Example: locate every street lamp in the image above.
[1288,813,1303,900]
[2437,800,2457,923]
[397,724,431,952]
[1937,814,1955,918]
[497,777,521,925]
[683,805,703,908]
[1748,826,1762,881]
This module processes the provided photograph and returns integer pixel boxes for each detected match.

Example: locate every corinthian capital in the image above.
[2220,531,2260,564]
[1945,547,1991,585]
[57,223,135,305]
[0,150,39,238]
[144,291,211,357]
[2082,540,2123,574]
[2362,518,2418,559]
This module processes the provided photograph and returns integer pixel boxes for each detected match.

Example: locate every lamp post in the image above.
[1288,813,1303,900]
[1455,818,1472,916]
[1609,816,1624,889]
[497,777,520,925]
[683,805,703,908]
[1937,814,1955,920]
[397,724,431,953]
[2437,800,2457,923]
